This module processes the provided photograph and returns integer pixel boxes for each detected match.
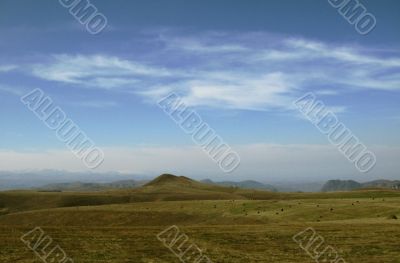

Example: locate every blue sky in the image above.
[0,0,399,181]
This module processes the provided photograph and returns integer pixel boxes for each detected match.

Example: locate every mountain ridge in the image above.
[322,179,400,192]
[201,179,277,191]
[36,180,145,192]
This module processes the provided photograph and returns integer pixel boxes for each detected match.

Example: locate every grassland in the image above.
[0,175,399,262]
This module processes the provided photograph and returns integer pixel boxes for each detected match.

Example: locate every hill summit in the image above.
[145,174,195,187]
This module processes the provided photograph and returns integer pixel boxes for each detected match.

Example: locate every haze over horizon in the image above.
[1,0,399,182]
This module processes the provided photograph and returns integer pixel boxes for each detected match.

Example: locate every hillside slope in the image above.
[1,174,400,217]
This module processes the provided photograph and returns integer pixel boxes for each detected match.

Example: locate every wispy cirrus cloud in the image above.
[0,84,26,96]
[30,54,177,89]
[285,39,400,67]
[67,100,119,108]
[143,71,294,111]
[0,65,18,72]
[21,31,400,111]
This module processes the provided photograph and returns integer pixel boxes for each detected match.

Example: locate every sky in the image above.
[0,0,399,182]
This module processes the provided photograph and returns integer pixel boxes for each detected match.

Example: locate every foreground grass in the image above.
[0,193,399,262]
[1,222,399,262]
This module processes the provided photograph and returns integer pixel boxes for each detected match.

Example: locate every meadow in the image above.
[0,175,399,262]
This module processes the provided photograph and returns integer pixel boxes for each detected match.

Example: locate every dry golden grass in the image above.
[0,176,399,262]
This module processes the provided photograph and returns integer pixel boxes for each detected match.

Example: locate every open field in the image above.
[1,175,400,262]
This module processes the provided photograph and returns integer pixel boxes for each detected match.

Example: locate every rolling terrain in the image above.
[0,174,399,262]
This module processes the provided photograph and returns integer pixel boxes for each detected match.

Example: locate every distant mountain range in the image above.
[30,177,277,192]
[36,180,146,192]
[0,170,148,190]
[201,179,277,191]
[36,178,400,193]
[1,170,399,193]
[321,179,400,192]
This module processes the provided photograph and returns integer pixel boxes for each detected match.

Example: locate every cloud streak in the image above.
[19,31,400,111]
[0,65,18,72]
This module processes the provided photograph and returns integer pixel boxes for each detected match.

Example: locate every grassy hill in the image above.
[0,174,399,262]
[1,174,399,214]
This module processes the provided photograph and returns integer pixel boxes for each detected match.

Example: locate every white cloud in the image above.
[0,84,26,96]
[30,54,176,90]
[145,72,294,111]
[162,35,249,53]
[0,65,17,72]
[315,89,339,96]
[22,31,400,111]
[66,100,118,108]
[286,39,400,67]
